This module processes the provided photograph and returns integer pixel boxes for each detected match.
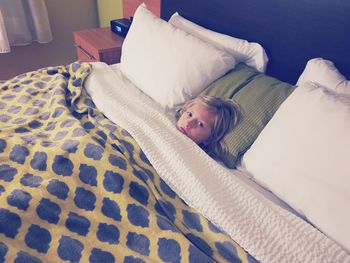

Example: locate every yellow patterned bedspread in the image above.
[0,62,257,263]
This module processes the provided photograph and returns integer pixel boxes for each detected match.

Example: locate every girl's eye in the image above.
[198,122,204,127]
[187,112,192,117]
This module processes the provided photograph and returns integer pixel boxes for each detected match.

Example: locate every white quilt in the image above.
[85,62,350,263]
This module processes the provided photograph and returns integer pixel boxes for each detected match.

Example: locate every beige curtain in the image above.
[0,0,52,53]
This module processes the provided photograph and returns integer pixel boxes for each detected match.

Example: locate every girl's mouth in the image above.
[178,126,187,135]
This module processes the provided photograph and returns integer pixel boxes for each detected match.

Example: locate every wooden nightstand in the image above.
[73,27,124,64]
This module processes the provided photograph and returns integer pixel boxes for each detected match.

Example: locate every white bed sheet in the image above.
[109,63,178,124]
[109,63,299,214]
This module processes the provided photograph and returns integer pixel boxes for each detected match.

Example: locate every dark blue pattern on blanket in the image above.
[0,61,258,262]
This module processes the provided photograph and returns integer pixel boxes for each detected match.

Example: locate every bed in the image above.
[0,0,350,262]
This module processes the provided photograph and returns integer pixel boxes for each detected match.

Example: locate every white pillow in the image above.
[241,81,350,252]
[168,12,268,73]
[120,4,237,109]
[297,58,350,94]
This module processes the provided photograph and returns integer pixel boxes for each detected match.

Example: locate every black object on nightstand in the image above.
[110,18,132,37]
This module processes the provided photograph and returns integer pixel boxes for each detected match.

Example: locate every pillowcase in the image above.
[120,4,237,109]
[201,63,294,168]
[241,81,350,252]
[169,12,268,73]
[297,58,350,94]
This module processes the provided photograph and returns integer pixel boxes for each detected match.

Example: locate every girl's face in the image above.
[176,101,216,144]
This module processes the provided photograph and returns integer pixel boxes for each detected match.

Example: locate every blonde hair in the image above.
[178,95,240,160]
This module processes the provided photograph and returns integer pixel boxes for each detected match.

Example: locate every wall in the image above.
[97,0,160,27]
[97,0,123,27]
[0,0,98,80]
[123,0,160,18]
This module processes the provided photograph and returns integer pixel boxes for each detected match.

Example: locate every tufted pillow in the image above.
[201,63,294,168]
[120,4,237,109]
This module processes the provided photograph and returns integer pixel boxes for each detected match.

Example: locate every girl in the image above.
[176,95,240,161]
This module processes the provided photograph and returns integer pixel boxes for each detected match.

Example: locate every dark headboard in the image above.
[161,0,350,84]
